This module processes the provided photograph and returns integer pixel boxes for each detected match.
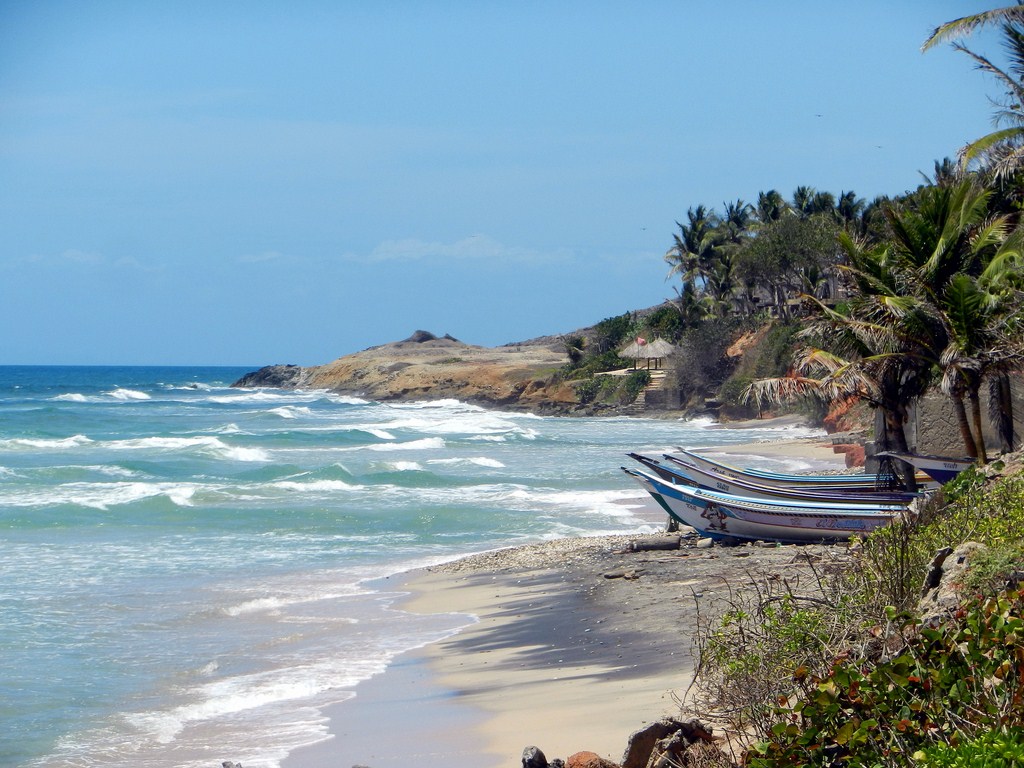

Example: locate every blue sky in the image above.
[0,1,1006,365]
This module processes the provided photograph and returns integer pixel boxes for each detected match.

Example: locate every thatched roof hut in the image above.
[618,337,675,369]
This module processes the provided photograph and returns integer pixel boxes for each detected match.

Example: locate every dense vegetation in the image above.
[681,8,1024,766]
[562,6,1024,443]
[693,465,1024,767]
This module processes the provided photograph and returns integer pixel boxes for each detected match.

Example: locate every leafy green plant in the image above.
[850,473,1024,614]
[593,313,637,353]
[573,378,603,404]
[747,588,1024,767]
[640,305,686,342]
[619,370,651,403]
[914,728,1024,767]
[669,317,743,406]
[962,545,1024,595]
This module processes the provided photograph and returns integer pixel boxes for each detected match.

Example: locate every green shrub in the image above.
[751,321,803,378]
[718,375,754,408]
[851,472,1024,614]
[574,378,603,404]
[640,305,685,342]
[669,317,744,405]
[915,728,1024,767]
[748,588,1024,767]
[573,371,651,406]
[620,370,651,403]
[593,313,637,353]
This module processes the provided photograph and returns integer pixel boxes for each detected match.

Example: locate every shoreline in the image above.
[284,437,847,767]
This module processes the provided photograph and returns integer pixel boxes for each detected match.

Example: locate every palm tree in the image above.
[755,190,786,223]
[792,186,817,218]
[705,253,737,317]
[748,180,1018,478]
[745,301,931,490]
[919,157,959,187]
[863,181,1018,462]
[665,205,720,287]
[923,5,1024,179]
[923,4,1024,49]
[720,199,754,245]
[835,191,866,229]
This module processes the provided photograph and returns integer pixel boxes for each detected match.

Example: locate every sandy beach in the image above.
[285,437,849,768]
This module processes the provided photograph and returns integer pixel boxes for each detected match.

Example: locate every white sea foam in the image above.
[106,388,152,401]
[427,456,505,468]
[365,437,445,452]
[123,652,391,752]
[685,415,717,428]
[327,394,370,405]
[271,479,362,493]
[208,391,302,405]
[360,427,396,440]
[7,481,201,510]
[0,434,94,450]
[388,398,476,410]
[53,392,88,402]
[207,388,336,406]
[269,406,314,419]
[383,461,424,472]
[104,435,271,462]
[62,464,141,479]
[223,596,288,616]
[222,445,272,461]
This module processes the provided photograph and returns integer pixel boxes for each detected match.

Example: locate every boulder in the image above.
[918,541,989,626]
[523,746,549,768]
[232,364,306,389]
[566,751,619,768]
[621,717,714,768]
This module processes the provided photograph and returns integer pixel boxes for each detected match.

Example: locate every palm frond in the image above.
[923,6,1024,51]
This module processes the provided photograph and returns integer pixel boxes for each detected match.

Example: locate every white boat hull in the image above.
[641,453,916,506]
[625,468,896,544]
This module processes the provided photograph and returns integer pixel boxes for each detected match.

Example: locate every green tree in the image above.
[734,213,841,318]
[755,189,787,223]
[924,5,1024,180]
[884,181,1017,461]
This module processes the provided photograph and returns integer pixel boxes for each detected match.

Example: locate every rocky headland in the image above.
[233,330,585,413]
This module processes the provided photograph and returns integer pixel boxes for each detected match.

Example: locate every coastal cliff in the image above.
[234,331,582,413]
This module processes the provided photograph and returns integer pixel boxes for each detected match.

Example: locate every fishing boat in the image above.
[874,451,974,485]
[623,466,899,544]
[671,448,930,491]
[626,452,918,505]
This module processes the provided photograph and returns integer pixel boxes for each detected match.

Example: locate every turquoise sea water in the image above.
[0,366,834,768]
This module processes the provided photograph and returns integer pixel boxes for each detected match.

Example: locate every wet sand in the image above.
[285,437,849,767]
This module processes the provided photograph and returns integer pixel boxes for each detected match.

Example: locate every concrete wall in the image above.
[644,387,683,410]
[908,376,1024,456]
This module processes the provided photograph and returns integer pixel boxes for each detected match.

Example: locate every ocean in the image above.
[0,366,833,768]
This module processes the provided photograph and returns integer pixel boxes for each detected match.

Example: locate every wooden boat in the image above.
[874,451,974,485]
[623,466,898,544]
[626,452,918,505]
[671,448,927,491]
